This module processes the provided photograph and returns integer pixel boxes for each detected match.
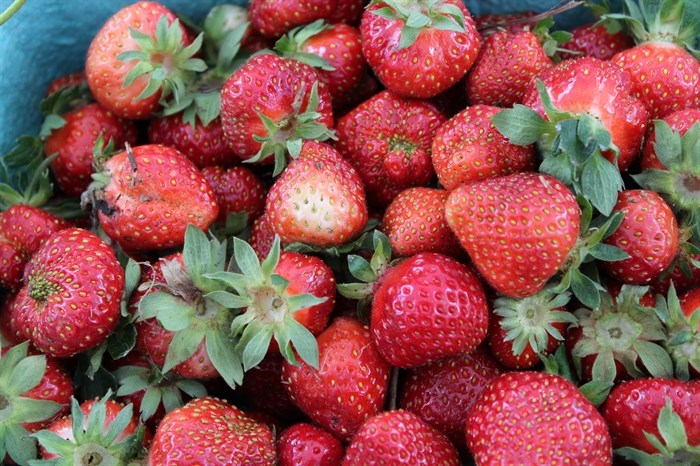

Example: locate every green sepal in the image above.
[274,20,334,70]
[5,421,38,466]
[205,328,243,387]
[162,325,206,373]
[491,105,554,146]
[10,397,64,424]
[38,83,92,138]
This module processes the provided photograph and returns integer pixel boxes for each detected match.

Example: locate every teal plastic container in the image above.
[0,0,595,155]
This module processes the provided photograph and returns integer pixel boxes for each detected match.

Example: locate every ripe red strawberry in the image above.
[360,0,480,98]
[601,378,700,461]
[466,371,613,465]
[465,28,554,107]
[275,21,367,107]
[445,172,580,298]
[342,410,461,465]
[34,395,147,464]
[0,205,70,292]
[85,1,204,119]
[328,0,365,25]
[249,214,277,259]
[240,352,303,423]
[602,189,679,285]
[399,346,503,450]
[265,140,368,247]
[201,165,267,225]
[150,397,276,465]
[0,342,72,465]
[45,71,86,97]
[277,423,344,466]
[10,228,124,358]
[282,317,391,441]
[148,115,238,168]
[335,90,446,207]
[608,0,700,118]
[85,144,219,254]
[370,252,489,368]
[641,108,700,170]
[381,187,462,258]
[44,102,138,198]
[248,0,336,39]
[431,104,535,191]
[219,53,335,174]
[562,22,633,60]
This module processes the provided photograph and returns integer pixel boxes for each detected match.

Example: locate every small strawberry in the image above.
[85,1,205,119]
[248,0,336,39]
[33,394,147,464]
[335,90,446,207]
[0,342,72,465]
[342,410,460,465]
[381,187,462,258]
[282,317,391,441]
[466,371,613,465]
[84,144,219,254]
[601,189,680,285]
[607,0,700,118]
[360,0,480,98]
[601,378,700,463]
[655,285,700,379]
[45,71,86,97]
[562,23,633,60]
[201,165,267,225]
[277,423,344,466]
[149,397,276,465]
[249,214,277,259]
[219,53,335,175]
[445,172,580,298]
[431,104,535,191]
[399,346,503,450]
[10,228,124,358]
[240,352,303,423]
[265,140,368,247]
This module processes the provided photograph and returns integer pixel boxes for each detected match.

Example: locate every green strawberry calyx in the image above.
[616,398,700,465]
[117,16,207,106]
[654,283,700,381]
[274,20,335,70]
[370,0,467,49]
[203,235,326,372]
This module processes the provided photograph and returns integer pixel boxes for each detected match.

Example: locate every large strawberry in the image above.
[84,144,219,254]
[148,397,276,465]
[282,317,391,441]
[607,0,700,118]
[10,228,124,358]
[85,1,205,119]
[265,140,368,247]
[360,0,480,98]
[342,410,461,465]
[219,53,335,175]
[445,172,580,299]
[466,371,613,465]
[335,90,446,208]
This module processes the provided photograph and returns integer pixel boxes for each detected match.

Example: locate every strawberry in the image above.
[277,423,344,466]
[360,0,480,98]
[265,140,368,247]
[335,90,446,207]
[381,187,462,258]
[640,108,700,170]
[0,205,70,292]
[201,165,267,225]
[601,378,700,463]
[219,52,335,175]
[149,397,276,465]
[85,1,205,119]
[44,102,138,198]
[431,104,535,191]
[562,23,633,60]
[45,71,86,97]
[399,346,503,450]
[147,115,238,169]
[33,395,147,464]
[249,214,277,259]
[248,0,336,39]
[368,252,489,368]
[601,189,680,285]
[445,172,580,298]
[328,0,365,25]
[487,287,576,369]
[84,144,219,254]
[274,21,367,107]
[608,0,700,118]
[342,410,460,465]
[281,317,391,441]
[466,371,613,465]
[0,342,72,465]
[10,228,124,358]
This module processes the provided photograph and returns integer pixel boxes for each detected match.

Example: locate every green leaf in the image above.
[570,269,603,309]
[138,291,193,323]
[159,388,182,414]
[7,353,45,396]
[240,326,273,372]
[286,293,327,312]
[657,398,689,452]
[107,321,137,360]
[121,259,142,317]
[634,340,674,378]
[398,25,422,49]
[233,236,263,283]
[587,243,630,262]
[204,290,251,309]
[11,397,64,424]
[580,152,623,215]
[579,379,614,407]
[183,224,212,289]
[205,329,243,387]
[31,429,72,457]
[156,301,194,332]
[591,349,617,384]
[162,328,204,373]
[491,105,552,146]
[5,422,38,466]
[175,379,207,399]
[286,319,319,369]
[260,236,281,278]
[347,254,376,283]
[139,388,162,421]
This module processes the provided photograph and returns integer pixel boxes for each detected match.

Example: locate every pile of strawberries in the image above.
[0,0,699,464]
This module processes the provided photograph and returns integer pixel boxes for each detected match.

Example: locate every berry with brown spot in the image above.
[10,228,124,358]
[466,371,613,465]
